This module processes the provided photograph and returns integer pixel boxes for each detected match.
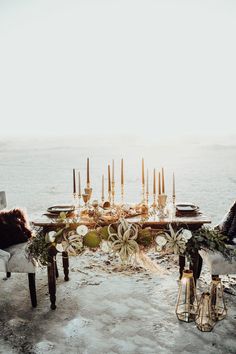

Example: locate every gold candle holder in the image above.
[111,181,115,207]
[146,191,149,206]
[210,276,227,321]
[121,184,124,205]
[152,193,157,211]
[158,194,167,218]
[142,184,145,205]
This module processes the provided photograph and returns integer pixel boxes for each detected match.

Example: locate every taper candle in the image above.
[158,171,161,195]
[108,165,111,192]
[102,174,104,201]
[86,158,90,186]
[161,167,165,194]
[153,168,156,195]
[142,158,145,185]
[146,169,149,194]
[112,159,115,183]
[78,171,81,197]
[121,158,124,186]
[173,172,175,196]
[73,169,76,194]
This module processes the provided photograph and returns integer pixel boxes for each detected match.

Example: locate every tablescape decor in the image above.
[210,275,227,321]
[161,167,165,194]
[195,292,216,332]
[146,169,149,206]
[72,169,77,207]
[108,164,111,204]
[175,269,198,322]
[152,168,157,211]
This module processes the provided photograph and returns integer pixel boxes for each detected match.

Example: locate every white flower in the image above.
[155,235,167,247]
[76,225,88,236]
[181,229,192,241]
[59,212,67,220]
[45,231,56,243]
[56,243,64,253]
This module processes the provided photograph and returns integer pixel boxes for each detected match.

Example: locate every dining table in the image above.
[32,212,211,309]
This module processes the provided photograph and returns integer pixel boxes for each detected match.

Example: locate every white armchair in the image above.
[199,249,236,276]
[0,191,37,307]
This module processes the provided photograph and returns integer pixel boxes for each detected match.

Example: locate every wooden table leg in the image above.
[47,245,57,310]
[62,251,69,281]
[190,252,202,284]
[179,255,185,279]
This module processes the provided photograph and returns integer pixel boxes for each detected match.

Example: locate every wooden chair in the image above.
[0,191,37,307]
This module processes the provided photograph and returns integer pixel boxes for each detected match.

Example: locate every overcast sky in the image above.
[0,0,235,139]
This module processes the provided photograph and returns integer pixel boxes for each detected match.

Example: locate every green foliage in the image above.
[186,227,236,262]
[27,228,50,266]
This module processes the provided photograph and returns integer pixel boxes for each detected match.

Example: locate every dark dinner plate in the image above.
[47,205,75,214]
[176,203,199,212]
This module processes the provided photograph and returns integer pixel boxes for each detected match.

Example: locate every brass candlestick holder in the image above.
[146,191,149,206]
[158,194,167,218]
[142,184,145,205]
[111,181,115,207]
[173,194,176,206]
[152,193,157,214]
[121,184,124,205]
[73,193,78,208]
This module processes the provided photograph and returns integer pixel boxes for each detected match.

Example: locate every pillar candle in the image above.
[158,171,161,195]
[121,158,124,186]
[153,168,156,195]
[108,165,111,192]
[73,169,76,194]
[86,158,90,186]
[142,158,145,185]
[78,171,81,197]
[161,167,165,194]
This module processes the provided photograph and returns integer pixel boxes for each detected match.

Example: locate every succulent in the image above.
[83,231,101,248]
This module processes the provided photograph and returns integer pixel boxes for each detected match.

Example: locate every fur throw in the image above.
[0,209,32,249]
[219,201,236,243]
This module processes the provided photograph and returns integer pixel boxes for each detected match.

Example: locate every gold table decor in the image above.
[195,292,216,332]
[210,275,227,321]
[176,269,198,322]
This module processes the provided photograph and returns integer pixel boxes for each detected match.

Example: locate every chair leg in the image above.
[55,259,59,278]
[28,273,37,308]
[6,272,11,278]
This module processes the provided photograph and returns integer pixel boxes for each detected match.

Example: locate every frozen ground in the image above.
[0,252,236,354]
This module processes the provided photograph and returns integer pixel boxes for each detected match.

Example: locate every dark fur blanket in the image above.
[219,201,236,243]
[0,209,32,249]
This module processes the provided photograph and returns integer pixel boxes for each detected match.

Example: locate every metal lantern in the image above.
[210,276,227,321]
[176,269,198,322]
[195,292,216,332]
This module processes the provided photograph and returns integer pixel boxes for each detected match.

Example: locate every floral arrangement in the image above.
[27,212,236,267]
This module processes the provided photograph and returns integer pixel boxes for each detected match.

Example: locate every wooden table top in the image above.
[32,213,211,228]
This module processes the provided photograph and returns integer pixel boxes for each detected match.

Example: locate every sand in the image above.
[0,252,236,354]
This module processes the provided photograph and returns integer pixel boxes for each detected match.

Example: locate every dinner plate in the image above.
[47,205,75,214]
[176,203,199,212]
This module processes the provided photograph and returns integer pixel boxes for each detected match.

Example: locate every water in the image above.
[0,136,235,225]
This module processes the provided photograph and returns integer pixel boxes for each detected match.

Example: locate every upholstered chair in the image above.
[0,191,37,307]
[200,201,236,278]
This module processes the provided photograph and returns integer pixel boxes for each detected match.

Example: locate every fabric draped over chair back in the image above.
[218,201,236,242]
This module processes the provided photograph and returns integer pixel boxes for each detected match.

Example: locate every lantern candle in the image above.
[161,167,165,194]
[73,169,76,194]
[86,158,90,187]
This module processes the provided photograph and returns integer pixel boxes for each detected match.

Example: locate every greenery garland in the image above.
[27,214,236,267]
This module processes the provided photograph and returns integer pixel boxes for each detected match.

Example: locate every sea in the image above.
[0,135,236,225]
